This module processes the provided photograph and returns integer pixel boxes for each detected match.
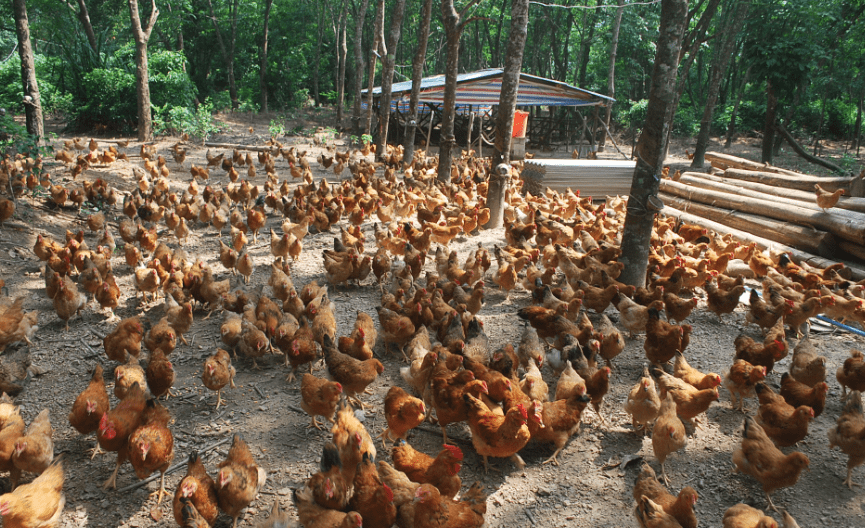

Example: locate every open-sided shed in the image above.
[362,69,615,153]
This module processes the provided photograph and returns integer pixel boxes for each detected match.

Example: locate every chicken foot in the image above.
[308,416,324,430]
[843,467,861,489]
[89,442,104,460]
[542,448,564,466]
[214,389,224,409]
[660,462,672,486]
[102,458,122,489]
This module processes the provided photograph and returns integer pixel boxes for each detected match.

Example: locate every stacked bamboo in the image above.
[658,152,865,267]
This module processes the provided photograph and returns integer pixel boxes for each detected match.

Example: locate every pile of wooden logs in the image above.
[659,152,865,270]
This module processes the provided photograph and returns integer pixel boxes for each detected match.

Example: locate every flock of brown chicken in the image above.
[1,132,865,528]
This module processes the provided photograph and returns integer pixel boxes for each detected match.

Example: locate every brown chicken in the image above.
[300,373,342,430]
[143,317,177,355]
[380,386,426,448]
[285,316,318,381]
[308,441,351,511]
[745,288,792,332]
[625,365,662,434]
[0,458,64,528]
[164,295,194,345]
[724,360,768,413]
[376,305,416,357]
[531,391,592,466]
[652,367,719,423]
[789,337,827,387]
[98,381,147,489]
[828,390,865,489]
[0,400,24,485]
[129,399,174,511]
[705,278,744,322]
[663,293,698,324]
[173,451,219,527]
[52,275,86,331]
[734,335,787,374]
[652,393,687,485]
[293,485,362,528]
[69,364,110,459]
[755,383,815,447]
[722,503,778,528]
[202,349,236,409]
[392,442,463,499]
[780,372,828,417]
[10,408,53,489]
[464,393,530,472]
[216,434,267,528]
[347,452,397,528]
[114,355,146,400]
[323,335,383,408]
[673,352,722,391]
[732,416,809,511]
[331,401,377,486]
[815,183,845,211]
[644,307,686,365]
[837,349,865,396]
[237,321,268,369]
[633,463,698,528]
[785,297,826,337]
[634,494,682,528]
[413,483,485,528]
[146,348,175,400]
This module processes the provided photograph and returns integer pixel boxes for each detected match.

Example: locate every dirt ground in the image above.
[2,109,865,528]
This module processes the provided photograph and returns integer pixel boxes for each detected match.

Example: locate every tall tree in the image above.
[63,0,98,52]
[351,0,371,136]
[437,0,485,183]
[402,0,434,163]
[375,0,407,160]
[260,0,274,112]
[599,0,624,152]
[691,0,751,167]
[618,0,689,288]
[336,1,348,125]
[12,0,43,143]
[207,0,240,109]
[365,0,385,135]
[128,0,159,141]
[486,0,529,229]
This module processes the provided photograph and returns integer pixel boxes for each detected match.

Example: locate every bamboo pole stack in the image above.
[659,152,865,266]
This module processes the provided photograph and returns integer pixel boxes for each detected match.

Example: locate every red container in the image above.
[512,110,529,138]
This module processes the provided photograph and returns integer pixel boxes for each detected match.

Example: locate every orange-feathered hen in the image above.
[732,416,809,512]
[322,335,383,409]
[755,382,815,447]
[380,386,426,447]
[632,462,698,528]
[0,458,64,528]
[652,393,687,485]
[837,349,865,396]
[828,390,865,489]
[98,381,147,489]
[202,349,236,409]
[69,364,110,459]
[724,360,767,413]
[128,399,174,510]
[173,451,219,527]
[413,483,485,528]
[392,442,463,499]
[463,393,530,473]
[815,183,845,212]
[300,373,342,430]
[216,434,267,528]
[308,441,351,511]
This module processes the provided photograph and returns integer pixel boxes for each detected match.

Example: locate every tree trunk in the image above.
[207,0,239,109]
[598,0,624,152]
[577,0,602,87]
[365,0,385,136]
[437,0,484,183]
[336,1,348,126]
[13,0,43,143]
[761,79,777,163]
[351,0,370,136]
[725,65,749,147]
[375,0,406,160]
[128,0,158,141]
[485,0,529,228]
[855,89,863,154]
[65,0,98,51]
[260,0,274,112]
[402,0,433,163]
[691,0,751,168]
[313,4,323,106]
[618,0,688,288]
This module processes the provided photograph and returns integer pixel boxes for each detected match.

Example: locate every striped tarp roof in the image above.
[363,69,614,107]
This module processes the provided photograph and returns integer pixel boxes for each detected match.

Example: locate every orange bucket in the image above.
[512,110,529,138]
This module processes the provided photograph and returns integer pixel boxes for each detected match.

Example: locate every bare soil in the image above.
[2,109,864,527]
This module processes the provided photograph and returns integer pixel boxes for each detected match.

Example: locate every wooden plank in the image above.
[838,240,865,263]
[659,193,837,257]
[204,142,281,153]
[661,205,865,281]
[704,151,803,176]
[681,171,865,214]
[723,168,859,193]
[660,179,865,245]
[676,173,865,222]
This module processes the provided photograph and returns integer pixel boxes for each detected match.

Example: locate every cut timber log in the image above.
[723,168,858,194]
[204,142,282,153]
[680,172,865,214]
[704,151,802,176]
[660,179,865,245]
[659,193,837,257]
[661,205,865,281]
[676,174,865,223]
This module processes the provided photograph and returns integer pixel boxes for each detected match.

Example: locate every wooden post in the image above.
[467,110,475,150]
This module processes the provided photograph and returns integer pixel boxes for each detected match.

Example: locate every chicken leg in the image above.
[843,467,861,489]
[103,457,122,489]
[214,389,224,410]
[89,443,104,460]
[765,492,779,513]
[660,462,671,486]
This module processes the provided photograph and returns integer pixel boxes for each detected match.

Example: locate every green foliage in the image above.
[149,51,197,110]
[0,113,54,160]
[153,99,224,141]
[269,119,286,138]
[71,67,137,130]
